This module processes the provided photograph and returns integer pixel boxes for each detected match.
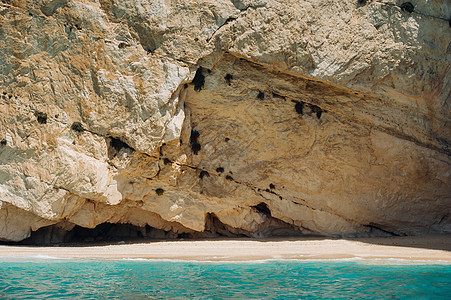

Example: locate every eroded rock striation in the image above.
[0,0,450,242]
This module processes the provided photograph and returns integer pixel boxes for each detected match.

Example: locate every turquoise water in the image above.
[0,258,450,299]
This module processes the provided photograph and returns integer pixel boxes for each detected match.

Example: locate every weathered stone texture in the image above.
[0,0,449,242]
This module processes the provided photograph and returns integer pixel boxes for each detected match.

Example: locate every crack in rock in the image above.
[364,223,404,236]
[371,0,450,22]
[207,17,238,43]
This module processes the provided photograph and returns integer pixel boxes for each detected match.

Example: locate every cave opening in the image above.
[252,202,272,216]
[17,223,177,245]
[107,137,132,159]
[13,217,255,245]
[4,209,312,245]
[110,137,130,152]
[191,67,205,91]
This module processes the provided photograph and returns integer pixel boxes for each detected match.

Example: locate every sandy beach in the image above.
[0,236,450,263]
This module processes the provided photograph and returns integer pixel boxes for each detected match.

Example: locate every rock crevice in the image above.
[0,0,449,242]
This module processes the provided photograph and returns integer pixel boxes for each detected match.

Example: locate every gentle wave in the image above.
[116,257,451,265]
[1,255,450,265]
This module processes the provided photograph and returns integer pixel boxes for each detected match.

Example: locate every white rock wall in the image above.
[0,0,449,241]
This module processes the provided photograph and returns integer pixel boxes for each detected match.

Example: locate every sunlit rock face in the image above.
[0,0,449,242]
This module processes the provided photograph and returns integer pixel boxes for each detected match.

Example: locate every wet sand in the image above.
[0,235,450,263]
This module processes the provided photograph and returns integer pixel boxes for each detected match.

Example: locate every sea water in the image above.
[0,258,450,299]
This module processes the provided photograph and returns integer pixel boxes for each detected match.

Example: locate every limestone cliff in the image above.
[0,0,450,242]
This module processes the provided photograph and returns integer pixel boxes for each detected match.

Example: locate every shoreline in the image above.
[0,236,450,264]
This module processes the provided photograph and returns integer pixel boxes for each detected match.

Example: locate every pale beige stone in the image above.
[0,0,449,241]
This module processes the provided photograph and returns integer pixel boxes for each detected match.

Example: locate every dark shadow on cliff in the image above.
[2,216,322,247]
[1,217,449,252]
[345,235,451,252]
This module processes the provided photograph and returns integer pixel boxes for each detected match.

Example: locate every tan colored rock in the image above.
[0,0,449,242]
[0,202,56,242]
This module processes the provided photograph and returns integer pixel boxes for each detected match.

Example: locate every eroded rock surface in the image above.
[0,0,450,242]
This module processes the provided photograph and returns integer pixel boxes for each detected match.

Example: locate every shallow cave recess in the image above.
[15,206,306,245]
[107,136,134,159]
[19,223,182,245]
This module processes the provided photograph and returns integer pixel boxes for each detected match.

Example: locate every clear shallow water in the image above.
[0,258,450,299]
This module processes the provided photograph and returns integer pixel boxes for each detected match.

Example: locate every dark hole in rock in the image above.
[199,170,210,179]
[216,167,224,173]
[252,202,271,216]
[108,137,132,159]
[400,2,414,13]
[155,188,164,196]
[191,142,201,155]
[192,67,205,92]
[269,183,275,189]
[357,0,366,7]
[294,101,304,114]
[225,137,230,142]
[71,122,84,132]
[207,69,212,73]
[111,137,130,152]
[159,142,166,154]
[8,95,12,99]
[184,83,188,89]
[257,91,265,100]
[0,139,6,146]
[310,105,323,119]
[34,111,47,124]
[190,129,201,154]
[190,129,200,144]
[316,110,322,119]
[118,42,128,49]
[163,158,171,165]
[224,73,233,85]
[2,91,6,95]
[225,175,234,181]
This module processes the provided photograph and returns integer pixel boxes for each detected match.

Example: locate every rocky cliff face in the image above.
[0,0,450,242]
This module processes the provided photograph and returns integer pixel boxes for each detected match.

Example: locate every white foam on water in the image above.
[1,255,448,265]
[271,257,451,265]
[0,255,75,263]
[108,256,451,265]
